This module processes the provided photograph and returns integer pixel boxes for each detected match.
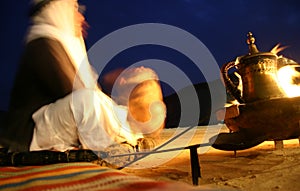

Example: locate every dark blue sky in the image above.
[1,0,300,111]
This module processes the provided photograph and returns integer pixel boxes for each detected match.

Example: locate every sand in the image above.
[121,125,300,191]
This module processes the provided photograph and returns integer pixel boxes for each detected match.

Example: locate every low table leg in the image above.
[274,140,284,149]
[189,145,201,186]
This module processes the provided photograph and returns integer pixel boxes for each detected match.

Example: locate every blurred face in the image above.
[74,3,88,38]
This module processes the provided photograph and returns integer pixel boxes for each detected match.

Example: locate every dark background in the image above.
[1,0,300,111]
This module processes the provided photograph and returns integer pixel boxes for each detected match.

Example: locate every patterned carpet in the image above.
[0,162,198,191]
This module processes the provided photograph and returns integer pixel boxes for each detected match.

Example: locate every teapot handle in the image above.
[220,61,244,103]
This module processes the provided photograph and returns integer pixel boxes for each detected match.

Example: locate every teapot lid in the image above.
[238,32,277,62]
[247,32,259,54]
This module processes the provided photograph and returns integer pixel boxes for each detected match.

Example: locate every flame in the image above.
[269,44,300,98]
[277,65,300,97]
[270,44,288,55]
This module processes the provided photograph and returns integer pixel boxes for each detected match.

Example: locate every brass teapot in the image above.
[221,32,286,103]
[213,32,300,151]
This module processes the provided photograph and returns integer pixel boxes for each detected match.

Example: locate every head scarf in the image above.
[26,0,98,90]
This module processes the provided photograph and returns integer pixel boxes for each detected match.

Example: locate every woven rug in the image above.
[0,162,198,191]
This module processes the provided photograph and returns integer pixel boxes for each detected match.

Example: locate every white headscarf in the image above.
[26,0,98,90]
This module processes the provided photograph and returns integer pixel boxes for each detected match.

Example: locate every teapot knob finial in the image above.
[247,32,259,54]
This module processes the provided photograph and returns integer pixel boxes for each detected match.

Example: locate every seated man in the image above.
[0,0,166,153]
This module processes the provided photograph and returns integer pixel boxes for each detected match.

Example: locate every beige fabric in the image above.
[30,89,143,151]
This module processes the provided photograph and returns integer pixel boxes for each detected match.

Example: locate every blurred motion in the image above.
[0,0,166,154]
[101,67,166,139]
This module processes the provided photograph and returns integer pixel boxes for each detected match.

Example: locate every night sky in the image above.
[1,0,300,111]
